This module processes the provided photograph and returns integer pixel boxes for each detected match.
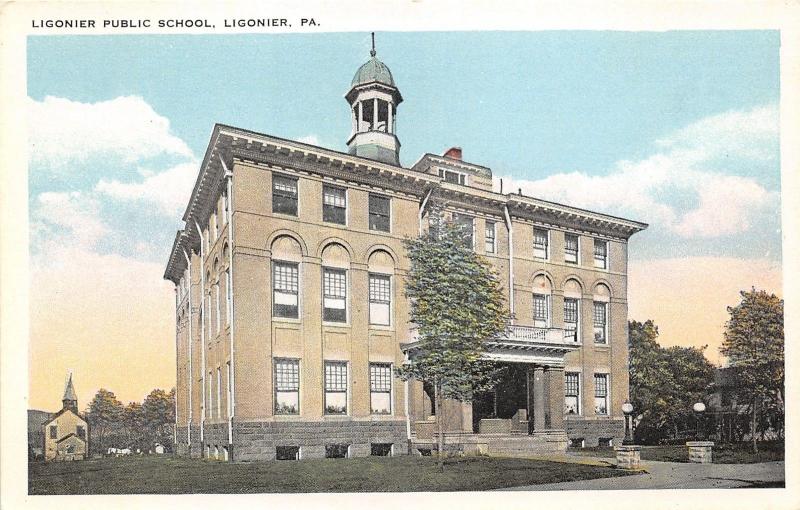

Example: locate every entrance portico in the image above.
[405,325,579,455]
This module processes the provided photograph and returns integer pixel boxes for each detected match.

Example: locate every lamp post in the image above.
[622,401,634,445]
[693,402,706,441]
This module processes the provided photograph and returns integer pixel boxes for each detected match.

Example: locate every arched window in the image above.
[563,279,583,342]
[532,274,552,328]
[271,235,303,319]
[368,250,395,326]
[321,243,350,323]
[593,283,611,344]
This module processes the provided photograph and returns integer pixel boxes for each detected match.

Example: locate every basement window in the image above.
[371,443,393,456]
[598,438,613,447]
[569,438,585,448]
[276,446,300,460]
[325,443,350,459]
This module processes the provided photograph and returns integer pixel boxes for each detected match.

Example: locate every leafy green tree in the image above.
[142,388,176,449]
[122,402,146,449]
[396,206,509,467]
[628,320,715,443]
[86,388,124,454]
[721,288,784,452]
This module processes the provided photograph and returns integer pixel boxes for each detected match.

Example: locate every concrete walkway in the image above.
[498,456,785,490]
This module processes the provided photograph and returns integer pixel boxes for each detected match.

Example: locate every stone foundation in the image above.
[175,425,206,459]
[232,419,408,461]
[565,418,624,447]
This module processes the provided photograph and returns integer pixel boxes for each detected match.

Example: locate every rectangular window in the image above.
[564,298,579,342]
[206,291,211,334]
[594,374,609,415]
[594,239,608,269]
[533,294,549,328]
[208,370,213,418]
[49,425,57,439]
[322,185,347,224]
[222,191,228,225]
[370,363,392,415]
[533,228,549,259]
[274,358,300,415]
[565,372,580,415]
[599,437,613,447]
[225,270,232,324]
[565,234,579,264]
[323,268,347,323]
[273,262,299,318]
[216,367,222,419]
[215,284,221,333]
[324,361,348,415]
[593,302,608,344]
[226,361,232,418]
[212,212,218,241]
[369,274,391,326]
[453,213,474,248]
[368,194,391,232]
[276,446,300,460]
[272,175,298,216]
[76,425,85,439]
[440,169,466,185]
[485,222,496,254]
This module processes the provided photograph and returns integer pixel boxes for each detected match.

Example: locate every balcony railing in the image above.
[504,325,578,345]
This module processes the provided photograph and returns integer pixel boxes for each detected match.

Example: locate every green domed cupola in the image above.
[345,33,403,166]
[351,55,396,88]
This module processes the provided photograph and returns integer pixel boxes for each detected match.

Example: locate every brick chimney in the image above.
[443,147,462,160]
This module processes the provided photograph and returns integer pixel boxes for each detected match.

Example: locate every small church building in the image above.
[42,374,88,461]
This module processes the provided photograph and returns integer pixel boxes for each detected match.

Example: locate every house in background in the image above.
[164,38,647,461]
[42,374,88,461]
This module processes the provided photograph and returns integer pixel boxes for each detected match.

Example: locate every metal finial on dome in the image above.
[370,32,376,57]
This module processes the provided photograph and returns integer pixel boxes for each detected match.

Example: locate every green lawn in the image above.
[29,454,634,494]
[569,441,784,464]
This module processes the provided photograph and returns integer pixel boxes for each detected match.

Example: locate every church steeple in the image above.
[345,33,403,166]
[62,372,78,413]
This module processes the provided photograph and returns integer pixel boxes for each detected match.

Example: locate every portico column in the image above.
[545,366,565,430]
[532,366,546,431]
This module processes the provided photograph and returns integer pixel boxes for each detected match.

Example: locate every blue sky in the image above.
[27,31,783,406]
[28,31,781,263]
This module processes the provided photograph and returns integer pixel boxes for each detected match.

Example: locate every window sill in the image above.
[272,211,299,219]
[593,343,610,348]
[272,317,301,324]
[323,322,350,328]
[368,324,394,332]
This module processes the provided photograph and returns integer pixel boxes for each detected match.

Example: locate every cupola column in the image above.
[373,98,378,130]
[388,103,393,134]
[358,101,363,131]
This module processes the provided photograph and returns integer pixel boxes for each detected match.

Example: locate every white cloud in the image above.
[95,161,198,216]
[494,104,778,239]
[31,191,109,253]
[656,103,779,161]
[28,95,193,169]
